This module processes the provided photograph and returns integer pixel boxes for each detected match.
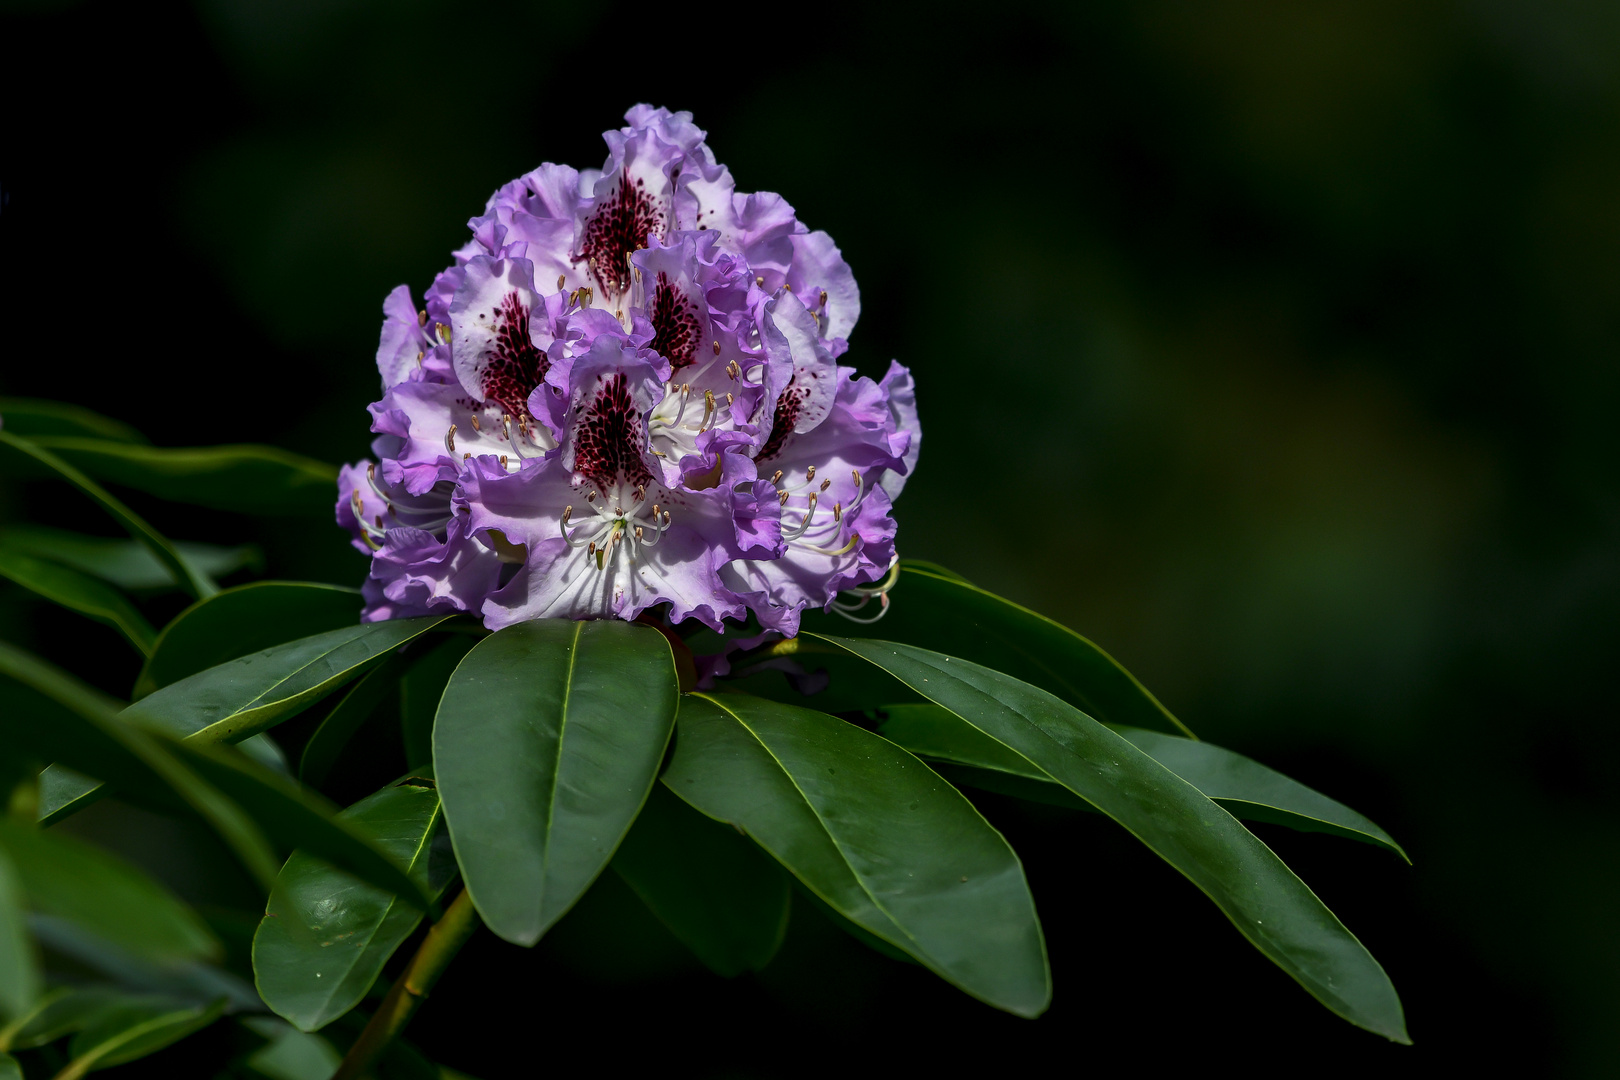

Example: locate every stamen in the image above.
[470,414,481,432]
[558,275,566,291]
[806,466,816,482]
[820,479,831,492]
[418,309,428,327]
[778,490,790,507]
[445,425,457,454]
[770,470,783,485]
[713,339,721,355]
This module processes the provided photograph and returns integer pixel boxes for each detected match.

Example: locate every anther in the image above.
[418,309,428,326]
[726,392,734,406]
[713,339,721,355]
[652,504,662,519]
[586,490,598,503]
[820,479,831,492]
[635,526,644,541]
[374,514,384,529]
[500,454,509,468]
[469,414,482,432]
[770,470,783,485]
[563,507,573,523]
[833,502,843,522]
[819,290,828,307]
[755,275,765,286]
[558,275,566,290]
[779,490,790,507]
[806,466,816,482]
[445,425,457,454]
[634,484,646,502]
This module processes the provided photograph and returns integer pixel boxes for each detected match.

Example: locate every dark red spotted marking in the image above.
[757,379,806,464]
[481,291,548,419]
[579,175,664,298]
[573,373,652,492]
[650,273,702,370]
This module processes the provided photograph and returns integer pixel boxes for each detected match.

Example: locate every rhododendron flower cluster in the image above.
[338,106,918,635]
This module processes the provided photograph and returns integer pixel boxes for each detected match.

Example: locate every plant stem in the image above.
[332,888,480,1080]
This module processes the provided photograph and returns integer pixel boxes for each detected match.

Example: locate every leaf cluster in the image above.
[0,399,1409,1077]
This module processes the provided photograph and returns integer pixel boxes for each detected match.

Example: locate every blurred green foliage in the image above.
[4,0,1619,1071]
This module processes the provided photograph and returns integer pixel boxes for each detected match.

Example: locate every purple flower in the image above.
[339,106,919,635]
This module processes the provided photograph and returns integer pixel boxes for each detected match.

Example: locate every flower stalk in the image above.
[332,888,481,1080]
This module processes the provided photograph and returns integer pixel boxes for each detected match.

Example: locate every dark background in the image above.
[3,0,1617,1074]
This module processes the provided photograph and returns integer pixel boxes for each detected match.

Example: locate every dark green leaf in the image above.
[0,987,123,1051]
[0,397,147,443]
[0,819,219,966]
[0,849,38,1022]
[124,615,452,746]
[0,1051,16,1080]
[0,430,215,600]
[170,742,437,916]
[0,641,281,887]
[877,705,1408,860]
[612,782,790,977]
[800,564,1193,737]
[0,544,156,655]
[298,654,408,789]
[241,1016,342,1079]
[816,635,1408,1042]
[25,437,338,516]
[135,582,363,700]
[61,994,226,1075]
[400,637,477,770]
[0,525,261,592]
[254,775,455,1031]
[434,619,679,946]
[664,692,1051,1017]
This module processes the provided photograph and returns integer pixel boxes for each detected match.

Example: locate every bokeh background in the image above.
[4,0,1617,1073]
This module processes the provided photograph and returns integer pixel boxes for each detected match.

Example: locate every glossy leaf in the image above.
[435,619,679,946]
[0,819,219,966]
[0,543,156,655]
[24,436,338,516]
[60,994,226,1076]
[877,704,1408,860]
[171,741,436,915]
[0,849,37,1021]
[0,430,215,600]
[0,524,260,592]
[664,693,1051,1017]
[124,615,452,746]
[0,641,281,887]
[254,775,456,1032]
[816,635,1408,1042]
[135,581,362,700]
[0,397,146,443]
[612,782,790,977]
[799,563,1193,737]
[298,654,408,789]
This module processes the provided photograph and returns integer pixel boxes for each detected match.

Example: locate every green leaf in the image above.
[0,397,147,443]
[241,1016,342,1080]
[124,615,453,746]
[0,430,216,600]
[24,437,339,517]
[0,819,219,966]
[0,986,123,1051]
[0,524,261,592]
[816,635,1408,1042]
[876,705,1409,861]
[169,742,437,916]
[60,994,226,1076]
[135,581,362,700]
[0,1051,17,1080]
[663,692,1051,1017]
[434,620,679,946]
[298,654,408,789]
[0,848,38,1022]
[611,782,790,977]
[0,543,157,655]
[0,641,281,887]
[800,564,1193,737]
[400,637,477,770]
[254,775,456,1032]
